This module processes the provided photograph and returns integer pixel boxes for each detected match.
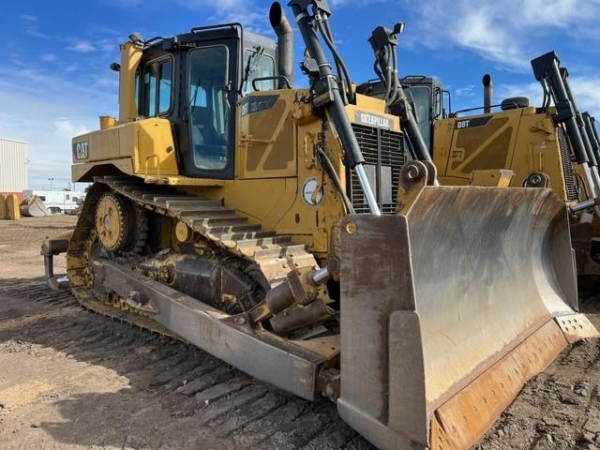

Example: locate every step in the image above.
[235,236,294,257]
[119,184,172,195]
[147,195,196,205]
[235,235,293,249]
[187,215,243,227]
[180,210,236,220]
[95,175,131,183]
[168,203,230,213]
[217,230,277,241]
[131,191,176,201]
[204,223,262,235]
[111,180,144,189]
[253,244,307,260]
[193,218,250,232]
[165,199,219,209]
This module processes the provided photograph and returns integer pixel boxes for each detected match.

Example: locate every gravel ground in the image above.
[1,215,599,449]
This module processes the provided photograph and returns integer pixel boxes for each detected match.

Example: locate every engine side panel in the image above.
[433,107,573,203]
[72,118,178,182]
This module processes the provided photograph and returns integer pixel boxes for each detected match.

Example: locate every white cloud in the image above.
[19,14,50,39]
[464,76,600,119]
[9,52,24,67]
[99,40,116,52]
[19,14,36,22]
[107,0,268,32]
[399,0,600,70]
[511,0,599,28]
[0,91,101,190]
[329,0,391,5]
[0,60,115,189]
[103,0,144,6]
[95,76,119,88]
[64,63,79,73]
[493,82,543,108]
[455,84,477,99]
[53,119,90,140]
[40,53,57,62]
[176,0,265,30]
[570,77,600,119]
[70,41,96,53]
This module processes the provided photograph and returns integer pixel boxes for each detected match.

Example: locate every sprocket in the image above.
[95,191,147,253]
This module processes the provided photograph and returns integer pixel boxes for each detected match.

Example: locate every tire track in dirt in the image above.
[478,289,600,450]
[0,279,373,450]
[3,278,600,449]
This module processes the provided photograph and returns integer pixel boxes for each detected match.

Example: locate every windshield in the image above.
[189,45,230,170]
[405,85,433,150]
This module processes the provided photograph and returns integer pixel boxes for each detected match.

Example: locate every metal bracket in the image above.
[396,160,437,214]
[41,235,71,291]
[524,171,550,188]
[288,0,331,16]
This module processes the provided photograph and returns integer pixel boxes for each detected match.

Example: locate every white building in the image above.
[0,138,28,201]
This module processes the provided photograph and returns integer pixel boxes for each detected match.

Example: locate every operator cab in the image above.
[357,76,445,152]
[135,26,278,179]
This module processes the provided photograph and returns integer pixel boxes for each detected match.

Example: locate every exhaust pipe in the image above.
[483,73,493,113]
[269,2,294,89]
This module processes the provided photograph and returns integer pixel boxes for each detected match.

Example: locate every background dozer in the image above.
[41,2,597,449]
[359,45,600,278]
[436,53,600,278]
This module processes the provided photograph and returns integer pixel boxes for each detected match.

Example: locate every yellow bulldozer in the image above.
[41,2,597,449]
[436,54,600,278]
[358,48,600,278]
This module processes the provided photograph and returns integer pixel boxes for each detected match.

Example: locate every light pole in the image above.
[48,178,54,190]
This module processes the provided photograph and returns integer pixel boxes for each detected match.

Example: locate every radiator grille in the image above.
[347,124,405,214]
[557,126,579,201]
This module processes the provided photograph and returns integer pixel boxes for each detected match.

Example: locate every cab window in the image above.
[142,58,173,117]
[241,48,275,95]
[405,85,433,149]
[188,45,230,170]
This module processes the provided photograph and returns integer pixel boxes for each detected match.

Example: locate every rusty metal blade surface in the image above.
[431,319,568,449]
[404,187,577,409]
[338,186,598,450]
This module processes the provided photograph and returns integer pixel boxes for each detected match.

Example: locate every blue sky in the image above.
[1,0,600,190]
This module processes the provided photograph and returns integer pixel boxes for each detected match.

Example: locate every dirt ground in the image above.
[1,216,600,450]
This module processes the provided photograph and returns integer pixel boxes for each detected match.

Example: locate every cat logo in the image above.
[73,141,89,161]
[354,111,393,130]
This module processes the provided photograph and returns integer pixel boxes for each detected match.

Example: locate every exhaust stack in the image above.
[483,73,493,113]
[269,2,294,88]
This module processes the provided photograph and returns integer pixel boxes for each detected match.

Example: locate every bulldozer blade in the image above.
[338,186,598,450]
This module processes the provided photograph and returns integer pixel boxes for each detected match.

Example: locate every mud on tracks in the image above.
[2,214,600,449]
[0,279,373,450]
[2,279,600,450]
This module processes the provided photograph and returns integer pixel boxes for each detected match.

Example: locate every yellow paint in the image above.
[345,98,400,132]
[0,195,6,220]
[434,108,571,202]
[72,118,177,181]
[134,119,178,177]
[118,41,143,123]
[5,195,20,220]
[70,83,389,258]
[237,90,298,180]
[100,115,117,130]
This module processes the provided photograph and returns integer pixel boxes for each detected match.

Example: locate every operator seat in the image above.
[191,106,225,146]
